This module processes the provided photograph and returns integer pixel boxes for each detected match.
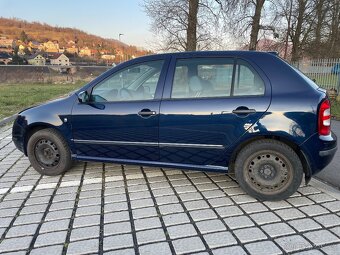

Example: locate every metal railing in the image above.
[292,58,340,92]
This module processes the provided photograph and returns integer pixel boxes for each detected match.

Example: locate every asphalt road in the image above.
[316,120,340,188]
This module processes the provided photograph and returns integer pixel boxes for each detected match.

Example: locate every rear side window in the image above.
[171,58,234,99]
[171,58,264,99]
[234,60,265,96]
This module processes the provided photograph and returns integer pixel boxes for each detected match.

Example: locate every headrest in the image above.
[189,76,202,92]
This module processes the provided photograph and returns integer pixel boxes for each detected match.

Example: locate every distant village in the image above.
[0,36,130,66]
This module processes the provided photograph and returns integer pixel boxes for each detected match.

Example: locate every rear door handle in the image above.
[232,108,256,115]
[138,109,157,117]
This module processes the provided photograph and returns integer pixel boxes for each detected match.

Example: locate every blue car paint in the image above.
[12,51,337,181]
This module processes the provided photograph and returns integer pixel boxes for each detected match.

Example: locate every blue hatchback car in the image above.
[12,51,337,201]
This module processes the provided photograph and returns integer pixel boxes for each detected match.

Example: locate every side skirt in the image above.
[73,155,229,173]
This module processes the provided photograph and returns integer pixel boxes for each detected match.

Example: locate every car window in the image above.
[171,58,234,99]
[91,60,164,102]
[234,60,265,96]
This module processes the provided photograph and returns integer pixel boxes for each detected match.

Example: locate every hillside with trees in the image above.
[0,17,151,59]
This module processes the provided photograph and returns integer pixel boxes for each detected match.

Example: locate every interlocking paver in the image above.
[261,222,296,237]
[139,242,172,255]
[288,218,322,232]
[224,216,254,230]
[1,135,340,255]
[159,204,184,215]
[245,241,282,255]
[322,201,340,212]
[67,238,99,255]
[172,236,206,254]
[189,209,217,221]
[275,235,312,253]
[163,213,190,226]
[250,212,281,225]
[104,221,131,236]
[70,225,100,241]
[303,229,339,246]
[274,208,305,220]
[136,228,166,244]
[167,223,197,239]
[213,246,247,255]
[240,202,268,214]
[314,214,340,228]
[34,230,67,247]
[30,245,64,255]
[196,219,226,234]
[6,223,39,238]
[0,236,33,253]
[299,204,329,216]
[322,243,340,254]
[204,231,237,248]
[234,227,267,243]
[103,234,134,251]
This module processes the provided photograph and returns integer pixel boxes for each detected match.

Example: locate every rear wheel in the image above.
[234,140,303,201]
[27,128,72,176]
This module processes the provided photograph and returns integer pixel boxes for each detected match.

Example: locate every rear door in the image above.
[159,56,271,167]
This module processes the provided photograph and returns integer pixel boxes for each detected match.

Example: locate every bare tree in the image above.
[143,0,224,51]
[223,0,279,50]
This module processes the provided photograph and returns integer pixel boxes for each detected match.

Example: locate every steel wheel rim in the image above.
[34,138,60,168]
[244,150,293,195]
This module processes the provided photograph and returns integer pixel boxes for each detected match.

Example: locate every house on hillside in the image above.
[43,40,59,53]
[49,53,70,66]
[28,41,41,52]
[27,53,46,66]
[0,38,16,49]
[79,47,92,57]
[66,45,79,54]
[101,54,115,61]
[0,52,12,65]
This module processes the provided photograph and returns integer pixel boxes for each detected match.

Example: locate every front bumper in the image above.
[12,115,26,154]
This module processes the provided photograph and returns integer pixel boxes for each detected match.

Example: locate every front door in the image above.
[159,57,271,167]
[71,58,168,162]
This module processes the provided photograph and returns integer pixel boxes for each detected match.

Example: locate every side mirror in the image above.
[78,91,89,103]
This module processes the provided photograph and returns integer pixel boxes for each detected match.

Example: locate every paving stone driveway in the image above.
[0,124,340,255]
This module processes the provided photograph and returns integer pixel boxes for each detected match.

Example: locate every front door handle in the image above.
[232,107,256,115]
[138,109,157,117]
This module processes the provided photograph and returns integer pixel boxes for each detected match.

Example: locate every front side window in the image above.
[171,58,234,99]
[91,60,164,102]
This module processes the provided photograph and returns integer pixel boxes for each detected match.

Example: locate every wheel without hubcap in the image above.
[235,140,303,201]
[27,128,72,176]
[34,139,61,168]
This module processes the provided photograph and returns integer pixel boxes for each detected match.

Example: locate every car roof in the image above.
[136,50,278,61]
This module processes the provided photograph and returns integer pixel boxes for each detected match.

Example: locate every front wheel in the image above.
[27,128,72,176]
[234,140,303,201]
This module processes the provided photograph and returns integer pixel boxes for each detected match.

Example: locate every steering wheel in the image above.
[119,88,133,100]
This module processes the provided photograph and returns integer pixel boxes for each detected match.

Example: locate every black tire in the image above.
[234,140,303,201]
[27,128,72,176]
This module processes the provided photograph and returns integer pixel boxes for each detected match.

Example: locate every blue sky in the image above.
[0,0,153,49]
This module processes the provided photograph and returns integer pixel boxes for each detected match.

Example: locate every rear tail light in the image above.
[318,99,331,136]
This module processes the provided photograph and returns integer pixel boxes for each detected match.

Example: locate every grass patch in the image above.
[331,100,340,119]
[0,82,85,119]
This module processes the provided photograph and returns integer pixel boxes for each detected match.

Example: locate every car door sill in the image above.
[74,155,228,172]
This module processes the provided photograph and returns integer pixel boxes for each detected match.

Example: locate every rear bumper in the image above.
[301,132,337,176]
[319,146,337,157]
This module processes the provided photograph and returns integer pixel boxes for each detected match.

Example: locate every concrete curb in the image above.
[0,114,17,127]
[310,178,340,200]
